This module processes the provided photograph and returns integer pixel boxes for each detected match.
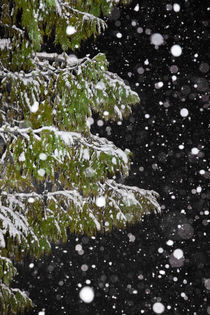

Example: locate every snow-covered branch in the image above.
[34,52,87,67]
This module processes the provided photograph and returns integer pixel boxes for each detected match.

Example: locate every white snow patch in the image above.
[95,81,106,90]
[39,153,47,161]
[82,148,90,160]
[66,25,76,35]
[28,197,35,203]
[96,196,106,207]
[30,101,39,113]
[38,169,45,177]
[19,152,26,162]
[79,286,94,303]
[0,230,5,248]
[86,117,94,127]
[89,213,101,230]
[59,132,73,145]
[170,45,182,57]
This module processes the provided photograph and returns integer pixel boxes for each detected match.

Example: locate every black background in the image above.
[14,0,209,314]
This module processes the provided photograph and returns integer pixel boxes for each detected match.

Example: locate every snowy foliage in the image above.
[0,0,159,313]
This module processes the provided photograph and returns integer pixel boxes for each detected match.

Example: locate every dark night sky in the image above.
[14,1,209,314]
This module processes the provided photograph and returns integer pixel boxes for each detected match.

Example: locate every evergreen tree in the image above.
[0,0,160,313]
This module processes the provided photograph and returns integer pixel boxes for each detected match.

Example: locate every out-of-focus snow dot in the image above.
[30,101,39,113]
[103,111,109,116]
[38,312,45,315]
[137,67,144,74]
[170,65,178,73]
[172,75,177,81]
[86,279,91,284]
[128,233,136,242]
[78,249,84,256]
[138,274,144,280]
[145,28,151,35]
[152,302,165,314]
[19,152,26,162]
[96,196,106,207]
[180,108,189,117]
[158,247,164,254]
[150,33,164,46]
[178,144,184,150]
[145,114,150,119]
[191,147,199,155]
[144,59,149,65]
[159,270,165,275]
[131,20,137,27]
[196,186,202,193]
[134,3,139,11]
[166,240,174,246]
[97,120,104,127]
[66,25,76,35]
[58,280,64,286]
[38,169,45,177]
[105,221,109,226]
[39,153,47,161]
[199,170,205,175]
[155,81,164,89]
[29,263,34,268]
[81,264,88,272]
[79,286,94,303]
[75,244,82,251]
[137,27,143,33]
[166,4,172,10]
[204,279,210,290]
[116,32,122,38]
[173,248,184,259]
[199,62,209,73]
[181,292,188,300]
[86,117,94,127]
[28,197,35,203]
[173,3,181,12]
[170,45,182,57]
[207,306,210,314]
[178,223,194,239]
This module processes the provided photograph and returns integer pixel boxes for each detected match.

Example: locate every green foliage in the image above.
[0,0,160,313]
